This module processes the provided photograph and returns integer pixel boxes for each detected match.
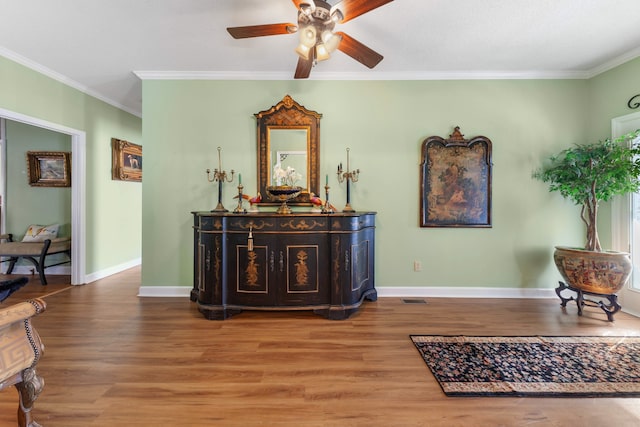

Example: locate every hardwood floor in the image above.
[1,268,640,426]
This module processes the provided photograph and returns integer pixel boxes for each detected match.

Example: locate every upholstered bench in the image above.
[0,297,46,427]
[0,233,71,285]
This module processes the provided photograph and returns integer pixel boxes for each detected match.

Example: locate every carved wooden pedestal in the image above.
[555,281,621,322]
[192,211,376,320]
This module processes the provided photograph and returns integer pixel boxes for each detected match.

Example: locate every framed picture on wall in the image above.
[111,138,142,182]
[26,151,71,187]
[420,126,492,227]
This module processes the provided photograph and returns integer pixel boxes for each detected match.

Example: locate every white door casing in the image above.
[611,111,640,316]
[0,108,86,285]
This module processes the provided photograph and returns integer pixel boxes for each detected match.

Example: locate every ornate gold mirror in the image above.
[255,95,322,204]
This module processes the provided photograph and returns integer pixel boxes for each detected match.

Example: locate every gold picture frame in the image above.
[26,151,71,187]
[111,138,142,182]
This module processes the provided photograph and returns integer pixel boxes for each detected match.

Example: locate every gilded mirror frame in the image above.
[255,95,322,204]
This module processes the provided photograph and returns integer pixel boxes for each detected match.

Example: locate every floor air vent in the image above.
[402,298,427,304]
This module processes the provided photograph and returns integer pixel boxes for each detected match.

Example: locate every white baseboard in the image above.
[376,286,557,299]
[136,284,557,299]
[138,286,192,297]
[84,258,141,284]
[622,307,640,318]
[2,265,71,275]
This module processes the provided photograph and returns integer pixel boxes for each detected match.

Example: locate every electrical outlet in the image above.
[413,261,422,272]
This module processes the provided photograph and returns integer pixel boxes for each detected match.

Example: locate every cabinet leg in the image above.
[198,305,242,320]
[364,288,378,302]
[314,307,359,320]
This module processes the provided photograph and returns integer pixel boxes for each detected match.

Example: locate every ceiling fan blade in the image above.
[294,49,315,79]
[335,32,383,69]
[331,0,394,23]
[227,23,297,39]
[291,0,308,9]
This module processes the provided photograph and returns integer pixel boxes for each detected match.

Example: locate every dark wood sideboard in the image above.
[191,211,376,320]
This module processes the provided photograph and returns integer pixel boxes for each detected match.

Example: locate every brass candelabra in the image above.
[206,146,235,212]
[337,148,360,212]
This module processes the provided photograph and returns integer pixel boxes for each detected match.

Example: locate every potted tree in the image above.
[533,129,640,296]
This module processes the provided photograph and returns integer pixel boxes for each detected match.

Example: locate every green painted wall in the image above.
[5,120,72,236]
[586,57,640,249]
[142,79,591,289]
[3,49,637,290]
[4,121,71,269]
[0,56,142,275]
[587,57,640,141]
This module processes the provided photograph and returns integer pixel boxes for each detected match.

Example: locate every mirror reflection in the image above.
[268,128,309,189]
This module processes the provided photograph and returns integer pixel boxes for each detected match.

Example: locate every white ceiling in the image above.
[1,0,639,117]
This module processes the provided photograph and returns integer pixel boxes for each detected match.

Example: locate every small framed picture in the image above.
[26,151,71,187]
[111,138,142,182]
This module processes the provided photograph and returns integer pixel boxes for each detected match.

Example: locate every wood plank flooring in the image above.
[1,268,640,426]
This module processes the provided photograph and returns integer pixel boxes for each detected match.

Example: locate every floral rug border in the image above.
[410,335,640,397]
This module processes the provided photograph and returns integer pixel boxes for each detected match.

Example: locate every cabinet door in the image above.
[276,234,330,306]
[226,233,276,306]
[331,224,376,307]
[196,232,225,305]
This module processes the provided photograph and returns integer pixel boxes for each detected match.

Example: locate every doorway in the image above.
[612,111,640,316]
[0,108,86,285]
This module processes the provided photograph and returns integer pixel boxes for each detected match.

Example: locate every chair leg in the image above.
[15,367,44,427]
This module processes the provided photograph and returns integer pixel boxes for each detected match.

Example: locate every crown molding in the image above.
[3,43,639,118]
[134,69,592,81]
[584,46,640,78]
[0,47,141,118]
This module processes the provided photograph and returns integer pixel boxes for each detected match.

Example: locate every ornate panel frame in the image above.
[255,95,322,204]
[420,126,492,228]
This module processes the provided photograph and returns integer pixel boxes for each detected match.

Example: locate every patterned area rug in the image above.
[411,335,640,397]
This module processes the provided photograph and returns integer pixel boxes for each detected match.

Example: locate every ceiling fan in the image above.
[227,0,394,79]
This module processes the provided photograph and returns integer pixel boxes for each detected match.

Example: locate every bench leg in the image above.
[6,256,18,274]
[2,240,53,285]
[36,240,51,285]
[13,256,48,286]
[15,367,44,427]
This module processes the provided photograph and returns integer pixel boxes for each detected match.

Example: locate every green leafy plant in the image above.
[533,129,640,252]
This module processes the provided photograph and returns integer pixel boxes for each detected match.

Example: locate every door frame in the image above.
[0,108,86,285]
[611,111,640,316]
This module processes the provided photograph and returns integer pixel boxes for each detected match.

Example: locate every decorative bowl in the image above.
[265,186,302,214]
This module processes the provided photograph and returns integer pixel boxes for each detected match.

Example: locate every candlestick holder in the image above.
[321,184,334,214]
[234,184,247,214]
[206,146,235,212]
[336,148,360,212]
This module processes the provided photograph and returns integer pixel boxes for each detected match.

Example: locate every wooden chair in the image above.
[0,295,47,427]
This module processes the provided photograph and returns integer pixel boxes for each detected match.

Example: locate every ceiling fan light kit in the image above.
[226,0,394,79]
